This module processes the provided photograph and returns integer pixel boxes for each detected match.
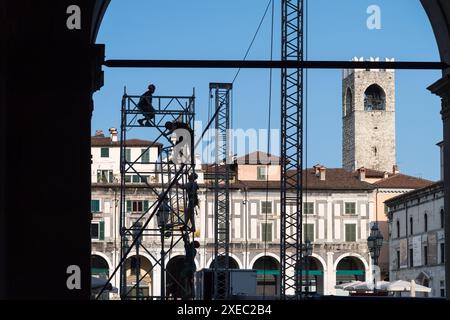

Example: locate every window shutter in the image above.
[126,149,131,162]
[97,171,101,183]
[99,221,105,240]
[126,200,132,212]
[267,224,273,242]
[91,200,100,213]
[142,149,150,163]
[143,200,149,212]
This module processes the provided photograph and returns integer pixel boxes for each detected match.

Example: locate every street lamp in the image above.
[367,223,383,293]
[302,240,313,297]
[304,240,313,258]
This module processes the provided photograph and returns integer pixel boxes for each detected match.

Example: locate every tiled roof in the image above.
[373,174,434,189]
[236,151,281,165]
[353,168,392,179]
[223,168,375,191]
[91,136,162,147]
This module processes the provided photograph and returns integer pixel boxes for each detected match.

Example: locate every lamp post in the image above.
[367,223,383,294]
[132,223,142,300]
[302,240,313,297]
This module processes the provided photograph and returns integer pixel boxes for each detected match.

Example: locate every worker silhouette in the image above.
[178,173,199,232]
[156,193,171,230]
[137,84,156,126]
[180,233,200,299]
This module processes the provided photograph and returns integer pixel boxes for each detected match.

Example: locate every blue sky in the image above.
[94,0,443,181]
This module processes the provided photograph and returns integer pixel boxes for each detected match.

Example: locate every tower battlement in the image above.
[343,57,395,79]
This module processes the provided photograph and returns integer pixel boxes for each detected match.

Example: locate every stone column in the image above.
[428,75,450,300]
[326,252,336,295]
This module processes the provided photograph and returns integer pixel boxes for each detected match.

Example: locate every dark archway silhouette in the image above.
[252,256,280,296]
[336,256,366,284]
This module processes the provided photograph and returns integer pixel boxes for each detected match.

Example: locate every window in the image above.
[125,175,148,183]
[410,217,414,235]
[303,202,314,215]
[91,222,104,240]
[409,248,414,267]
[364,84,386,111]
[141,149,150,163]
[441,243,445,264]
[384,204,388,216]
[257,166,267,181]
[396,250,400,269]
[424,246,428,266]
[424,213,428,232]
[261,223,273,242]
[91,200,100,213]
[100,147,109,158]
[126,200,149,213]
[304,224,314,242]
[440,281,446,298]
[125,148,131,162]
[261,201,272,215]
[397,220,400,238]
[345,88,353,116]
[218,222,226,241]
[441,209,444,229]
[97,170,114,183]
[345,224,356,242]
[345,202,356,215]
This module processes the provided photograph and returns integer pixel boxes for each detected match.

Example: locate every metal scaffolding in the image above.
[210,83,232,299]
[280,0,304,299]
[118,89,197,300]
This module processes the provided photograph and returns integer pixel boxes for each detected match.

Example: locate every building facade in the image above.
[386,182,446,297]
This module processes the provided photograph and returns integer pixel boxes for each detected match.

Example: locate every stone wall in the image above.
[343,69,396,172]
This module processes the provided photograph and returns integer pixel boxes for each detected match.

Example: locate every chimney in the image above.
[358,167,366,181]
[95,130,104,137]
[313,164,322,177]
[383,171,389,179]
[319,167,326,181]
[109,127,118,142]
[393,165,400,175]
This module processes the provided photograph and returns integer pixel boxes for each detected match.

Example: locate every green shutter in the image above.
[127,200,132,212]
[99,221,105,240]
[101,148,109,158]
[109,171,113,183]
[304,224,314,242]
[132,175,140,183]
[141,149,150,163]
[91,200,100,213]
[345,224,356,242]
[125,149,131,162]
[143,200,149,212]
[97,171,101,183]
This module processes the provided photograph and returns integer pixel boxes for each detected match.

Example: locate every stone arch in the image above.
[311,253,328,272]
[364,84,386,111]
[206,253,243,269]
[91,251,113,271]
[345,87,353,116]
[334,253,369,285]
[334,252,370,271]
[249,252,280,269]
[251,255,280,297]
[124,254,154,298]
